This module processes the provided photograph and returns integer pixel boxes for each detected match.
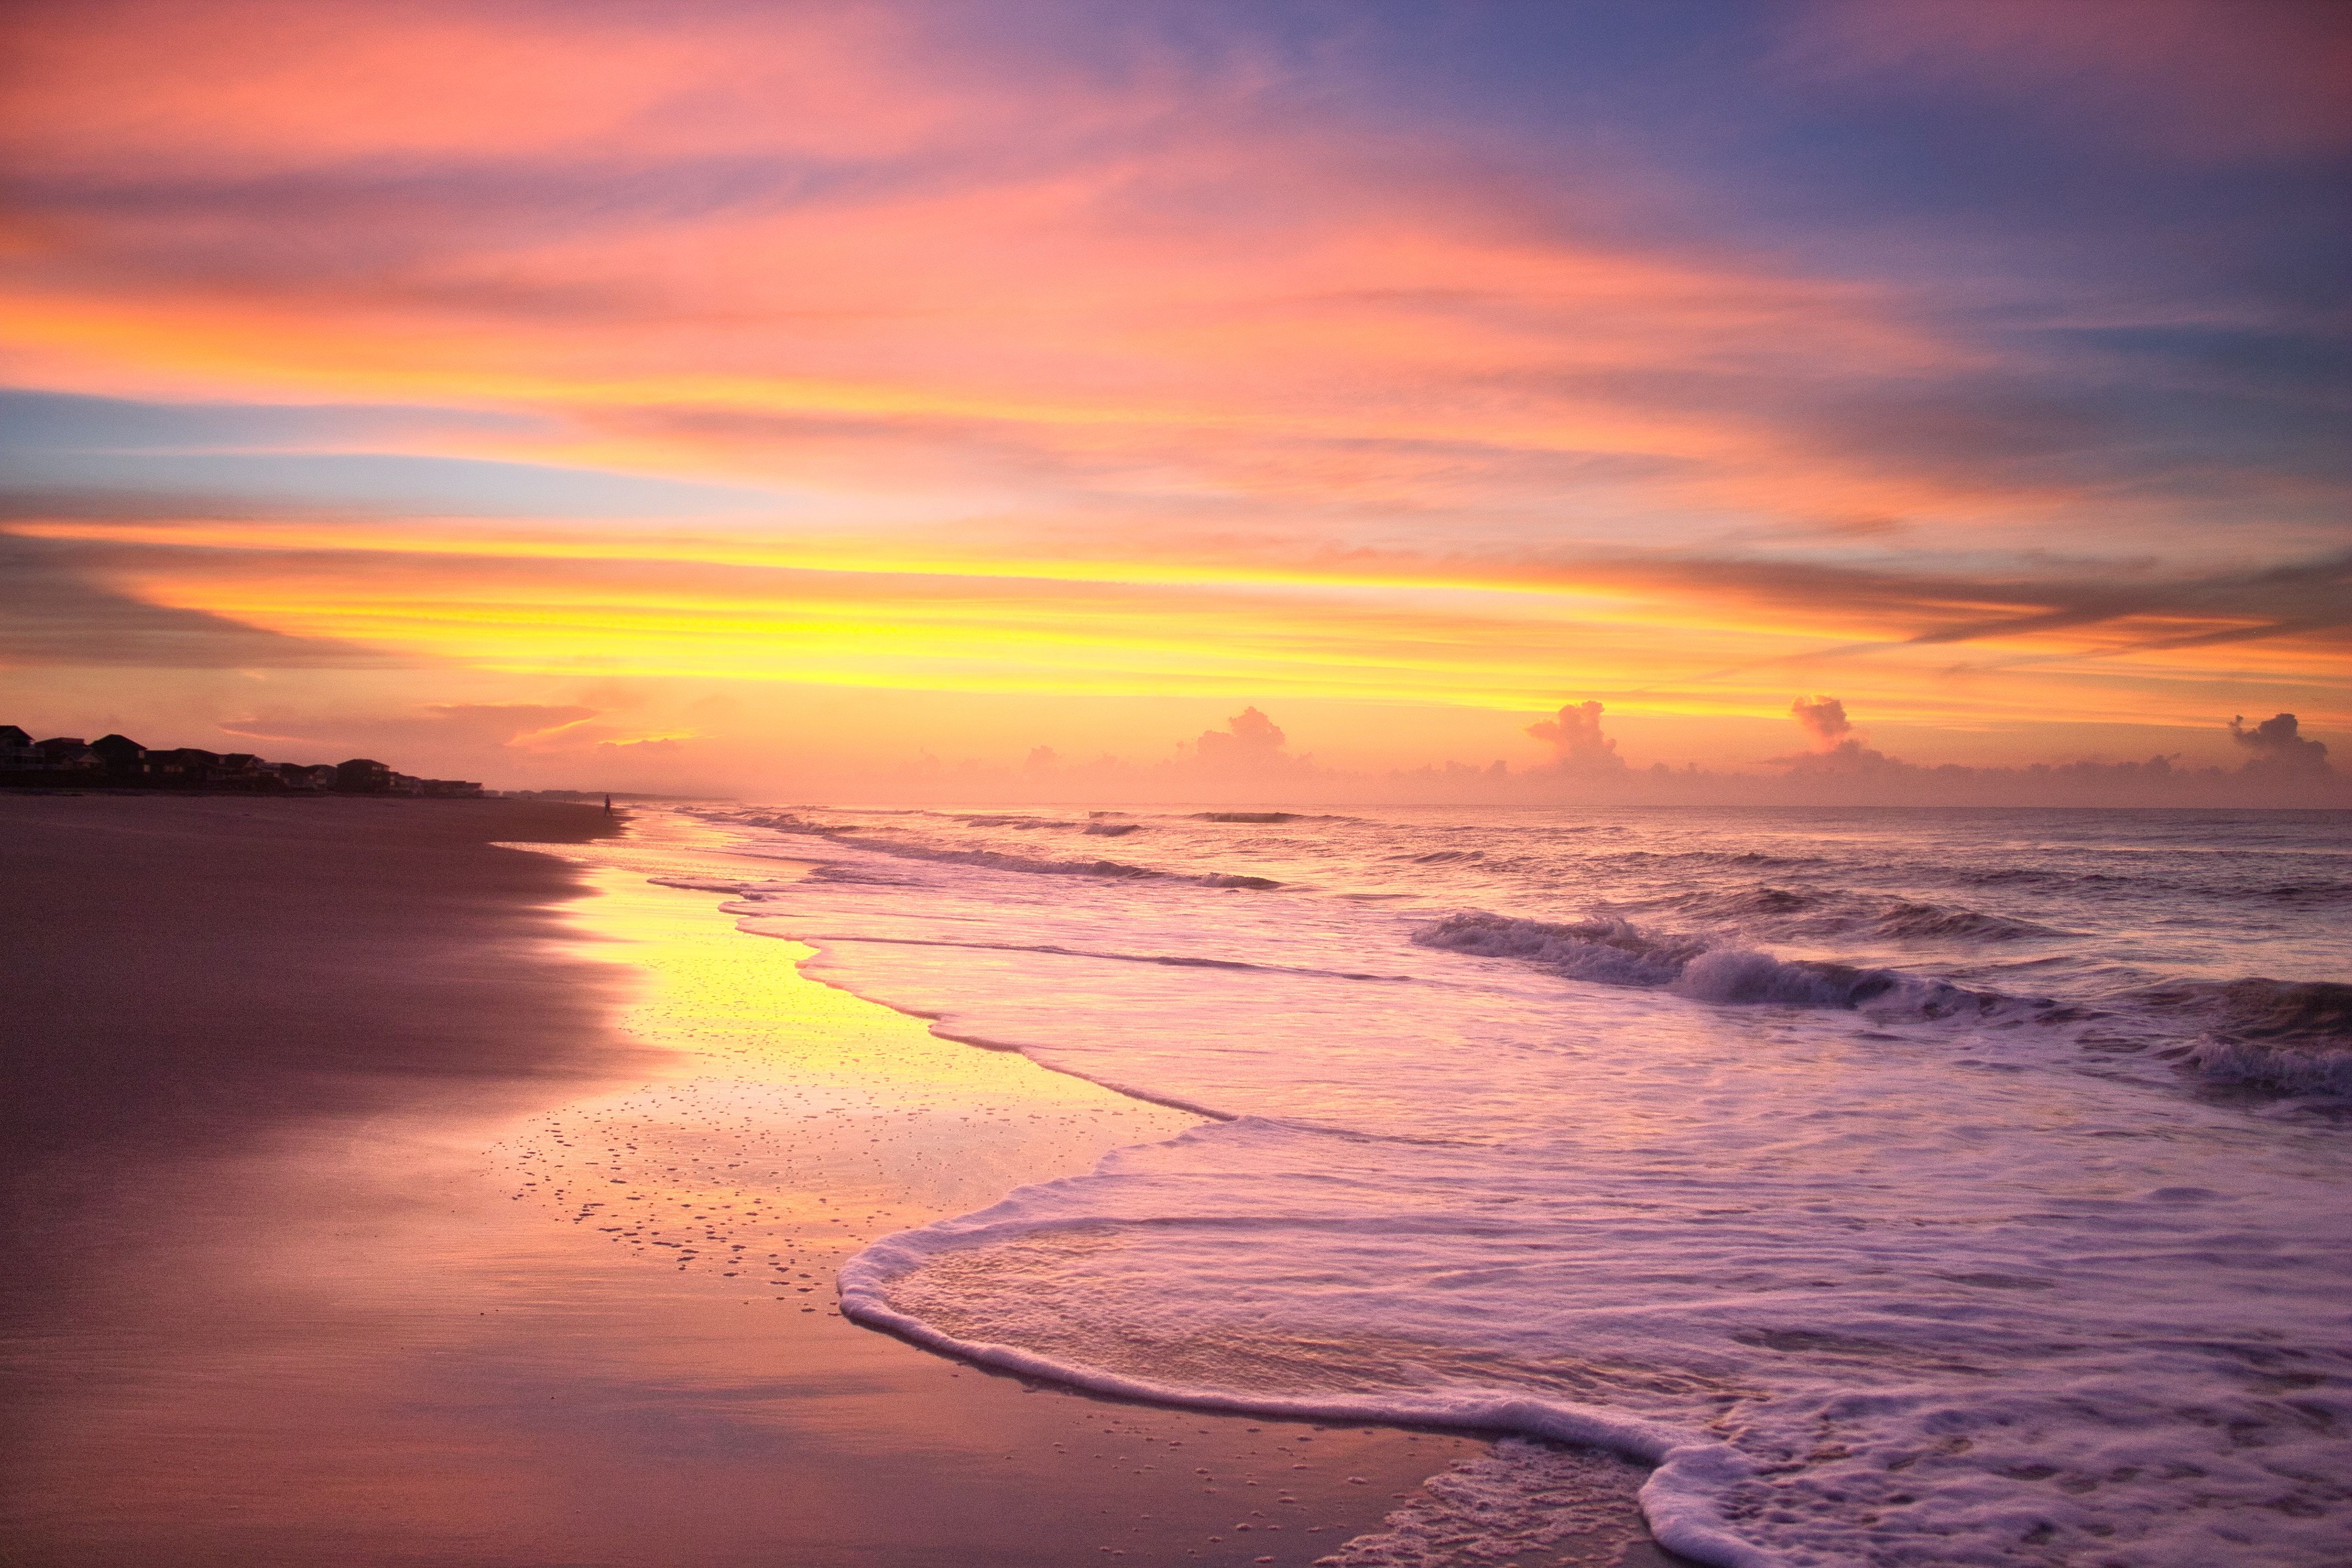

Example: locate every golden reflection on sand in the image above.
[519,814,1196,1248]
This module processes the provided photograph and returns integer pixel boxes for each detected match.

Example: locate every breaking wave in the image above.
[1409,910,1999,1013]
[2139,978,2352,1094]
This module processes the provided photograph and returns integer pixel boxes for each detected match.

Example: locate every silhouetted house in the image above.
[89,734,148,776]
[3,725,483,797]
[204,752,277,790]
[336,758,393,793]
[147,747,224,785]
[34,738,100,774]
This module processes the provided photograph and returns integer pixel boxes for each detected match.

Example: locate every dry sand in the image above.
[1,794,1675,1567]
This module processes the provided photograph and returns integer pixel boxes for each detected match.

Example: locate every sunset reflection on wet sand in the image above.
[10,801,1619,1568]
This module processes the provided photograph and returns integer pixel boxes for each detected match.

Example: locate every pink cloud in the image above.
[1788,694,1854,750]
[1185,706,1302,775]
[1525,700,1624,773]
[2230,711,2331,777]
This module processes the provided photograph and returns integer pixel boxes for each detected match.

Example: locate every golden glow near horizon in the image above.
[2,2,2344,796]
[17,514,2332,722]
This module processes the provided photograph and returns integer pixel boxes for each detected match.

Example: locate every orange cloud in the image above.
[2,1,2342,788]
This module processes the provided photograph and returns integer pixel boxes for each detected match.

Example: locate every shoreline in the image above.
[3,796,1687,1566]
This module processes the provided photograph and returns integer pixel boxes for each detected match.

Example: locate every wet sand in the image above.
[2,796,1610,1566]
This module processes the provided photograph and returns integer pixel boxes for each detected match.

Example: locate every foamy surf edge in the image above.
[838,1231,1777,1568]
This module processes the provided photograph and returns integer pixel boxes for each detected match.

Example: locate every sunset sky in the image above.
[3,0,2346,801]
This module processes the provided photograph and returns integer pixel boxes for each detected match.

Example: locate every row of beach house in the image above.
[0,726,482,797]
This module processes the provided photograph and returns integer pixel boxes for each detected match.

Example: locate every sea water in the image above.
[660,804,2351,1567]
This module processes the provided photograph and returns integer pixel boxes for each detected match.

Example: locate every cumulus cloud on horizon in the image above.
[935,698,2345,807]
[1526,700,1626,773]
[2230,712,2331,776]
[1789,695,1854,750]
[1189,706,1293,770]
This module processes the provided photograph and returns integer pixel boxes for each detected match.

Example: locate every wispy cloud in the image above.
[0,531,399,668]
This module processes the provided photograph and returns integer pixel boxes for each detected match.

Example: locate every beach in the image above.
[0,795,1680,1567]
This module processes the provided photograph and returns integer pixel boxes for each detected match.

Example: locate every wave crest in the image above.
[1413,911,1999,1014]
[1868,899,2060,943]
[2140,978,2352,1095]
[1411,911,1696,988]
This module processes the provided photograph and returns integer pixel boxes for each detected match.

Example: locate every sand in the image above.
[0,794,1676,1567]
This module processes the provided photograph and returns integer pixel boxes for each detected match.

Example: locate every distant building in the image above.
[146,747,224,784]
[31,738,101,775]
[89,734,148,776]
[1,723,486,799]
[336,758,393,793]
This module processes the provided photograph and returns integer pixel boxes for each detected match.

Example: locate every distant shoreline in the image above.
[1,724,486,796]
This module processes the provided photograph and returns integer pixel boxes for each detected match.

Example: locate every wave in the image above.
[1593,848,1828,871]
[1957,865,2131,889]
[1675,949,1911,1008]
[1411,911,1695,988]
[2258,881,2352,905]
[703,809,1169,882]
[1717,885,1815,915]
[837,1231,1768,1568]
[1412,910,1999,1013]
[703,807,1304,891]
[2133,977,2352,1045]
[1865,898,2062,943]
[897,847,1164,880]
[1645,887,2065,961]
[1674,885,2057,941]
[737,927,1404,985]
[2187,1037,2352,1096]
[2135,978,2352,1095]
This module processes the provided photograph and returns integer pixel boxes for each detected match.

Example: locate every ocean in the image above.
[657,804,2351,1567]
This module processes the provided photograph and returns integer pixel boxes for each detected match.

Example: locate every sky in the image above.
[2,0,2346,803]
